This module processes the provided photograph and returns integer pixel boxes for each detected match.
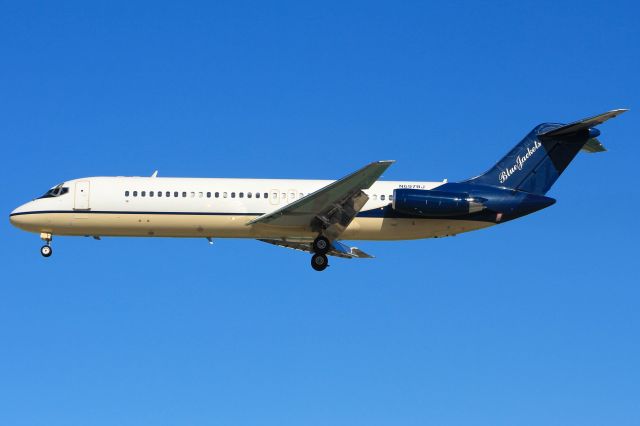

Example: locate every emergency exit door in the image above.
[74,181,91,210]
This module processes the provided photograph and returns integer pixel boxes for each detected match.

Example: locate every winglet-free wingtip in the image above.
[610,108,629,117]
[591,108,629,122]
[600,108,629,122]
[375,160,396,168]
[370,160,395,170]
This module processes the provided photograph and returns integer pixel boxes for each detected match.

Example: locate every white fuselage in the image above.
[10,176,494,241]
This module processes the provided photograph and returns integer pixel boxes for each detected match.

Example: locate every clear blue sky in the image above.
[1,1,638,425]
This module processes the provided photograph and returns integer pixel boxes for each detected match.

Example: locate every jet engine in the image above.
[392,189,485,217]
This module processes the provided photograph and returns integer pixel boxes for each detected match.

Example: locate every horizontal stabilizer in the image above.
[581,137,606,153]
[541,108,628,139]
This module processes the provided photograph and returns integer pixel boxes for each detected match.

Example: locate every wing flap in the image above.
[258,239,373,259]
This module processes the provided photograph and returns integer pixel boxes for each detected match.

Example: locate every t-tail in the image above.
[466,109,628,195]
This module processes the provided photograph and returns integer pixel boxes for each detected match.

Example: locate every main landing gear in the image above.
[312,236,330,255]
[40,232,53,258]
[310,236,330,271]
[311,253,328,271]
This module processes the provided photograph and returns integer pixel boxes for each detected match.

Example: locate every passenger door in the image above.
[74,181,91,210]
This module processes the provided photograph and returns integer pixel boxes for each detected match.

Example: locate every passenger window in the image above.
[166,191,170,197]
[141,191,146,197]
[223,192,227,198]
[271,192,277,199]
[125,191,130,197]
[264,192,268,199]
[247,192,252,198]
[174,191,178,197]
[389,195,393,201]
[281,193,286,199]
[380,195,385,201]
[207,192,211,198]
[372,194,377,200]
[182,192,187,198]
[215,192,220,198]
[133,191,138,197]
[256,192,260,199]
[231,192,236,198]
[157,191,162,197]
[289,192,295,199]
[150,191,154,197]
[239,192,244,198]
[190,192,195,198]
[299,193,303,198]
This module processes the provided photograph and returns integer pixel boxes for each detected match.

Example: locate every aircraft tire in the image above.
[312,236,330,255]
[40,245,52,257]
[311,253,328,271]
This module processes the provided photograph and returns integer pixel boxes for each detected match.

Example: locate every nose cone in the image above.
[9,203,30,228]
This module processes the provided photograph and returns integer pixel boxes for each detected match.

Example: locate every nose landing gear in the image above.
[40,232,53,258]
[40,245,52,257]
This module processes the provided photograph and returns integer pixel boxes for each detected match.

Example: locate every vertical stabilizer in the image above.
[465,109,627,195]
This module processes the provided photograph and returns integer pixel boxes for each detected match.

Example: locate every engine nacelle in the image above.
[392,189,485,217]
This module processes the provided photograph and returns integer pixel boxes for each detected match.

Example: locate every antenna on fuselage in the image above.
[151,170,158,178]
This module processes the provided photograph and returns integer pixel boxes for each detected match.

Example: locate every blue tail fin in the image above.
[466,109,627,195]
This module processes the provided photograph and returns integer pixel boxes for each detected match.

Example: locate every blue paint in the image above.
[2,4,637,424]
[465,123,593,195]
[393,189,480,217]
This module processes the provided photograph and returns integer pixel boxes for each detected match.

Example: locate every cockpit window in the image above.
[38,183,69,199]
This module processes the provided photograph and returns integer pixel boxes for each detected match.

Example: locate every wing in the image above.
[259,239,373,259]
[246,160,394,240]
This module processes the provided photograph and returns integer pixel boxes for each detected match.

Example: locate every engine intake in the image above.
[393,189,485,217]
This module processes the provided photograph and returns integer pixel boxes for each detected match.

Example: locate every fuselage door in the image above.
[74,181,91,210]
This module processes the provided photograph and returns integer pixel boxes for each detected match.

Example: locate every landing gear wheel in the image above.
[311,253,328,271]
[40,245,52,257]
[312,236,330,255]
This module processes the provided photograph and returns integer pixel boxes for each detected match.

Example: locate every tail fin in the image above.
[466,109,627,195]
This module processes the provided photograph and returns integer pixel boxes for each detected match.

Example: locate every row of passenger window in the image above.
[124,190,394,201]
[125,190,271,199]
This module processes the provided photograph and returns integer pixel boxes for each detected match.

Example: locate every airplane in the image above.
[9,109,627,271]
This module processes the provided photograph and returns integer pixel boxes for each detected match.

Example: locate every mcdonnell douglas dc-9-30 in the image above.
[10,109,627,271]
